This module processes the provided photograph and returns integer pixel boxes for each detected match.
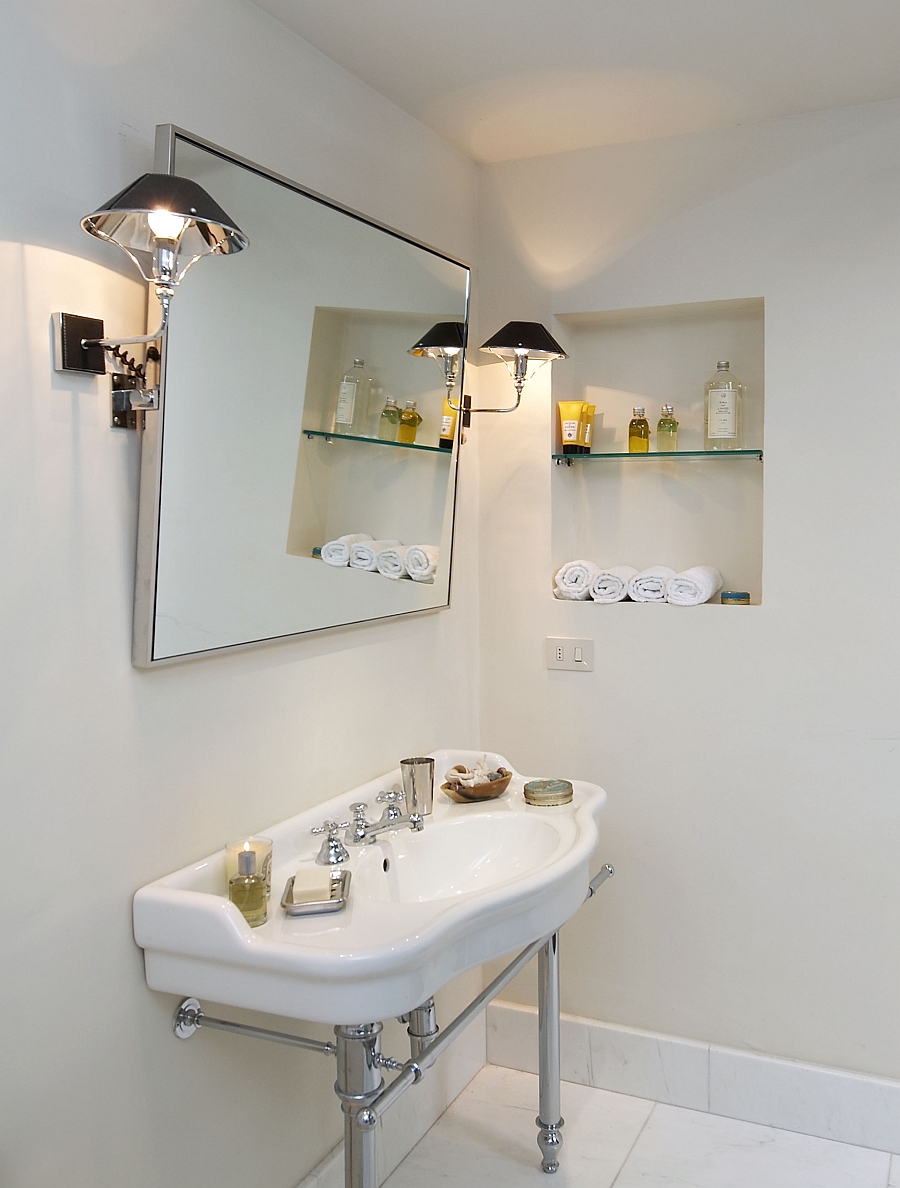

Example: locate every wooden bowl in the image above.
[441,768,512,804]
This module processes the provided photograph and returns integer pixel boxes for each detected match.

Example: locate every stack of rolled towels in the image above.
[321,533,439,583]
[553,561,723,606]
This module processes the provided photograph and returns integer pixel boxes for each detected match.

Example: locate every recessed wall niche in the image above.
[551,298,764,603]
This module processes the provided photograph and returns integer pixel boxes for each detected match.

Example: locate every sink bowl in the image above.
[133,750,606,1024]
[353,813,562,904]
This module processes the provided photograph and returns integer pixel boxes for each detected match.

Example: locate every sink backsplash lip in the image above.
[133,749,607,1024]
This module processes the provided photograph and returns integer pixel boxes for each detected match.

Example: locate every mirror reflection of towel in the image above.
[405,545,439,582]
[375,547,408,580]
[349,540,402,571]
[321,533,373,567]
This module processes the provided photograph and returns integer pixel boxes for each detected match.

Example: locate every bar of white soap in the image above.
[291,867,335,904]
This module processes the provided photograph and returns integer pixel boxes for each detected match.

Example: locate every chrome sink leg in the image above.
[407,998,438,1059]
[536,932,564,1173]
[334,1023,384,1188]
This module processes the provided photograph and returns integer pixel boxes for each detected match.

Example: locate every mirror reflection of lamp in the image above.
[408,321,466,409]
[54,173,248,420]
[408,319,567,427]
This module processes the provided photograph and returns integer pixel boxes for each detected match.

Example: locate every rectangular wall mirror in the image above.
[133,126,469,667]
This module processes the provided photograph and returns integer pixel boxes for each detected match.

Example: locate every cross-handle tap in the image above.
[376,789,405,825]
[345,803,371,846]
[310,819,351,866]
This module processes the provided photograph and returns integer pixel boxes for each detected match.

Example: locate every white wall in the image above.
[476,99,900,1081]
[0,2,479,1186]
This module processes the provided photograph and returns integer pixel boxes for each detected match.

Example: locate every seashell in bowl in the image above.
[441,767,512,804]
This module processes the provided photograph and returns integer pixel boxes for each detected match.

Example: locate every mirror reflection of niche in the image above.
[287,308,455,566]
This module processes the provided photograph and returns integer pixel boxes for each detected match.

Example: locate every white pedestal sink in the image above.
[134,750,609,1188]
[133,749,606,1024]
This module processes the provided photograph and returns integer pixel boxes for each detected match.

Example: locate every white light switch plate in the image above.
[546,637,594,672]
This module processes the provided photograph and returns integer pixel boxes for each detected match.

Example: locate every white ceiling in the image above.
[253,0,900,162]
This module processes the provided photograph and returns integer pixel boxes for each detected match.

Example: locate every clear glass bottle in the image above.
[397,399,422,445]
[705,361,743,451]
[628,406,650,453]
[332,358,368,436]
[378,396,401,441]
[657,404,678,452]
[228,848,267,927]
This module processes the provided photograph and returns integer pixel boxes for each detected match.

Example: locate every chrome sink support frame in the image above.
[173,864,614,1188]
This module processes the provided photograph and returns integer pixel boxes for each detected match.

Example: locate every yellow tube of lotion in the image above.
[558,401,585,455]
[581,405,596,454]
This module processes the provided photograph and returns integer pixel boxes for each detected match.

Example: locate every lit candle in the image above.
[225,836,273,898]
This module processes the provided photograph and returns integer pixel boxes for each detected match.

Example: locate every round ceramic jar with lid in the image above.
[524,779,573,806]
[721,591,751,605]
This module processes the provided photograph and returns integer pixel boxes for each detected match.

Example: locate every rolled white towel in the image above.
[375,545,408,580]
[405,544,439,582]
[590,566,638,603]
[666,566,723,606]
[554,559,602,600]
[349,539,402,571]
[321,533,373,567]
[628,566,677,603]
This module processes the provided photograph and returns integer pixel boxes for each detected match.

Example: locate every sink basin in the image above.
[133,750,606,1024]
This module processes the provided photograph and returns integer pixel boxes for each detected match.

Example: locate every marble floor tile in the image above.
[613,1102,891,1188]
[382,1066,893,1188]
[382,1065,653,1188]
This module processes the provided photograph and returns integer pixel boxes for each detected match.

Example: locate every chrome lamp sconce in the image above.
[53,172,247,427]
[409,319,566,426]
[478,321,567,413]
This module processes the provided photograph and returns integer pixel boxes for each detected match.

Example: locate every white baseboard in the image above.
[487,999,900,1155]
[296,1010,486,1188]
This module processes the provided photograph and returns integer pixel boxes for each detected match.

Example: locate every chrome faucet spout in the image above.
[361,812,422,843]
[344,791,424,845]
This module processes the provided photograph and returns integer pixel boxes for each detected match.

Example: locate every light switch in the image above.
[546,637,594,672]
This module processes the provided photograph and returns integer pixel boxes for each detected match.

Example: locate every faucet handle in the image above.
[349,802,369,820]
[376,789,404,806]
[310,819,350,837]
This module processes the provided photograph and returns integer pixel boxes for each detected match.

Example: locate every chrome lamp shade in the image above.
[81,173,248,291]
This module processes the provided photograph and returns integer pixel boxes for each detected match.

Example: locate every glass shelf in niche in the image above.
[553,448,763,466]
[305,429,450,456]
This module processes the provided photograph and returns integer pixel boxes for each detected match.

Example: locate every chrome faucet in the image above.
[345,790,423,846]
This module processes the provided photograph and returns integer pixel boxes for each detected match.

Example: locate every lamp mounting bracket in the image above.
[111,373,158,429]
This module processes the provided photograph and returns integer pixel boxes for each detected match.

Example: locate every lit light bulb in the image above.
[147,209,188,241]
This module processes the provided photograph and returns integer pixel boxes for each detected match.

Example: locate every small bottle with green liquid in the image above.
[628,406,650,453]
[378,396,401,441]
[229,848,267,928]
[657,404,678,452]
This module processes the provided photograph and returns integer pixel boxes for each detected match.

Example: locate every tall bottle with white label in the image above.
[704,361,743,451]
[332,358,368,435]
